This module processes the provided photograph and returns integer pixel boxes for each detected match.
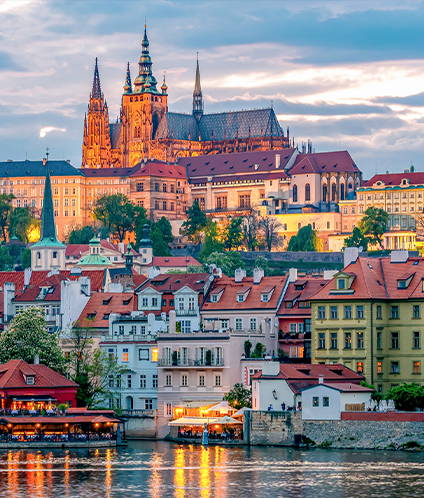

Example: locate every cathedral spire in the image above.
[193,53,204,121]
[133,21,159,93]
[92,57,102,98]
[123,62,132,94]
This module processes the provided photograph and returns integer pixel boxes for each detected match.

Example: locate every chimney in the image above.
[318,375,324,384]
[235,268,246,283]
[275,154,281,169]
[43,158,47,166]
[324,270,338,280]
[343,247,359,268]
[390,250,408,264]
[3,282,15,323]
[261,360,280,376]
[253,267,264,284]
[34,355,40,365]
[24,267,32,287]
[169,310,176,333]
[148,266,161,279]
[289,268,297,283]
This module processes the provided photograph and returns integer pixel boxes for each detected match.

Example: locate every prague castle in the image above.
[82,25,290,168]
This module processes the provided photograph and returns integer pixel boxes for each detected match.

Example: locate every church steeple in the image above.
[193,54,204,122]
[123,62,132,94]
[39,160,57,241]
[133,22,159,94]
[92,57,102,98]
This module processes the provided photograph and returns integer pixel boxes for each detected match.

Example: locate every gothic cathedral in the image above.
[82,25,290,168]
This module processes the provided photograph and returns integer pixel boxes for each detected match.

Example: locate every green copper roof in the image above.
[79,254,115,267]
[32,164,65,249]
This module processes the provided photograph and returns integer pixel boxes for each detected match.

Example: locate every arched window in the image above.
[293,184,298,203]
[152,112,160,139]
[340,183,345,200]
[331,183,337,202]
[305,183,311,202]
[322,184,327,202]
[348,183,353,190]
[37,252,41,260]
[53,251,57,259]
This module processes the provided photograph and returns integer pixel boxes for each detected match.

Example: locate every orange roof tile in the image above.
[0,360,77,389]
[78,292,137,328]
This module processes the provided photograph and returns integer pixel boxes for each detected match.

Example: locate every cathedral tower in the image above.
[82,58,112,168]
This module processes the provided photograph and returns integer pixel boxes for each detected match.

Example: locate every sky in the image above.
[2,0,424,179]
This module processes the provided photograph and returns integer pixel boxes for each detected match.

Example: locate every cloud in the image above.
[39,126,66,138]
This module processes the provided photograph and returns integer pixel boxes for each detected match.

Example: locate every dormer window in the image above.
[211,295,218,303]
[397,273,414,289]
[261,294,269,302]
[337,279,346,290]
[26,376,35,385]
[237,294,245,303]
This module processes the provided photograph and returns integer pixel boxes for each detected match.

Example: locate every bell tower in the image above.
[82,58,112,168]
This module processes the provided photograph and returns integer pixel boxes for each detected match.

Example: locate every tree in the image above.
[92,194,137,242]
[205,251,245,276]
[251,342,266,358]
[199,219,223,261]
[181,200,207,244]
[385,383,424,411]
[0,307,66,374]
[0,246,15,270]
[258,216,283,251]
[0,194,14,242]
[68,225,99,244]
[151,224,171,256]
[360,381,381,402]
[223,217,244,250]
[243,208,259,251]
[21,248,31,269]
[155,216,174,246]
[344,227,369,250]
[224,383,252,409]
[358,207,388,249]
[254,255,270,276]
[287,224,317,252]
[244,340,252,358]
[8,207,35,243]
[63,325,125,408]
[133,205,149,247]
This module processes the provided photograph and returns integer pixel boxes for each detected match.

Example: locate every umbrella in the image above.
[232,407,252,418]
[206,401,230,413]
[213,415,243,425]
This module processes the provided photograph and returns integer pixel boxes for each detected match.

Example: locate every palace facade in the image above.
[82,26,289,168]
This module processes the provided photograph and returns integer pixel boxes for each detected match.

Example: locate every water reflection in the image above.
[0,442,423,497]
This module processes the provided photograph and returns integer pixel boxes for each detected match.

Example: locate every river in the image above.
[0,441,423,497]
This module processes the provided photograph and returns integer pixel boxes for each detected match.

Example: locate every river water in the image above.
[0,441,423,497]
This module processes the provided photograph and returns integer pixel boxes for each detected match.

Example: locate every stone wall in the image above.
[123,412,157,439]
[248,411,303,446]
[239,251,343,264]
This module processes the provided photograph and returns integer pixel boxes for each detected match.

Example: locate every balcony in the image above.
[101,334,157,343]
[121,409,156,417]
[175,309,198,317]
[158,359,224,367]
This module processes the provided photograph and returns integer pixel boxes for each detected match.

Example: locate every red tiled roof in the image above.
[202,276,287,311]
[251,363,364,382]
[277,277,328,316]
[14,274,68,302]
[323,383,374,392]
[141,273,210,294]
[28,270,105,293]
[363,171,424,188]
[288,150,360,175]
[130,161,187,179]
[152,256,201,267]
[0,360,77,389]
[78,292,137,328]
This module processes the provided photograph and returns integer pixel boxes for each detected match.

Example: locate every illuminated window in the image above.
[377,361,382,374]
[413,361,421,374]
[122,349,129,362]
[313,397,319,407]
[151,348,158,362]
[357,362,364,374]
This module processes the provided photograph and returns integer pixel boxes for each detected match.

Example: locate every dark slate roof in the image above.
[110,123,121,149]
[155,108,283,141]
[80,165,140,178]
[288,151,360,175]
[0,160,83,178]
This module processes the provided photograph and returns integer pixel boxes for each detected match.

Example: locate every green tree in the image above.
[358,207,388,249]
[287,224,317,252]
[63,325,125,408]
[0,307,66,373]
[360,381,381,402]
[205,251,245,276]
[199,219,223,261]
[243,208,259,251]
[224,383,252,409]
[251,342,266,358]
[0,194,15,242]
[244,340,252,358]
[67,225,106,244]
[385,383,424,411]
[151,225,170,256]
[181,200,207,244]
[8,207,35,242]
[133,206,149,247]
[254,255,270,276]
[259,216,283,251]
[0,245,14,270]
[344,227,369,250]
[92,194,137,242]
[155,216,174,245]
[223,217,244,250]
[21,248,31,269]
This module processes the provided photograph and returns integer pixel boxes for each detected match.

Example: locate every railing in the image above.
[105,333,157,342]
[122,409,156,417]
[158,359,224,367]
[175,309,198,317]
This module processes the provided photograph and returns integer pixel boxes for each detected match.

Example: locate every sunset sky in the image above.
[2,0,424,178]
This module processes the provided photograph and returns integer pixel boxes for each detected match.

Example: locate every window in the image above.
[391,361,399,374]
[181,374,188,387]
[318,333,325,349]
[318,306,325,319]
[391,332,399,349]
[127,375,132,389]
[250,318,257,331]
[152,374,158,388]
[216,196,228,209]
[356,306,364,319]
[239,194,251,208]
[323,397,330,407]
[330,332,338,349]
[162,201,167,210]
[313,397,319,407]
[235,318,243,330]
[181,320,191,333]
[178,297,184,310]
[305,183,310,202]
[344,306,351,319]
[413,361,421,374]
[116,375,121,388]
[414,331,420,349]
[289,323,297,334]
[26,376,35,385]
[215,375,221,387]
[292,184,298,202]
[188,297,195,311]
[145,399,153,410]
[330,306,338,319]
[391,306,399,319]
[140,375,146,388]
[119,325,124,335]
[151,348,158,362]
[108,348,114,361]
[155,183,159,192]
[376,305,382,319]
[152,297,158,307]
[108,375,114,388]
[261,293,269,302]
[122,349,129,362]
[221,319,229,329]
[344,332,352,349]
[413,305,420,319]
[357,332,364,349]
[357,362,364,374]
[166,403,172,417]
[137,182,144,192]
[166,374,172,387]
[377,361,382,374]
[377,331,382,349]
[142,297,148,307]
[211,295,218,303]
[131,325,137,335]
[199,375,205,387]
[337,279,346,290]
[163,183,167,192]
